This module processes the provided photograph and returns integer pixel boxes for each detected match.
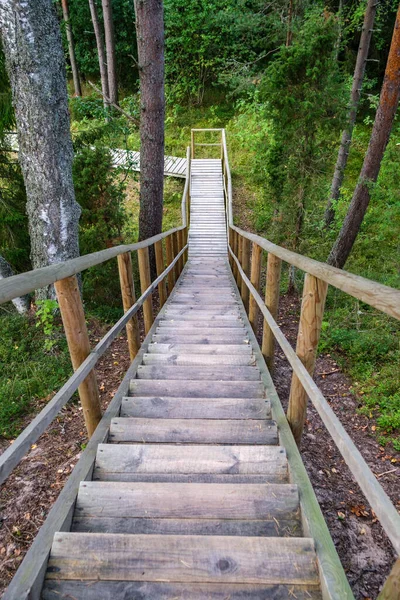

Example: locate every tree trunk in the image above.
[286,0,293,47]
[102,0,118,106]
[325,0,378,226]
[0,256,30,314]
[0,0,81,297]
[134,0,165,260]
[327,6,400,269]
[61,0,82,97]
[88,0,110,111]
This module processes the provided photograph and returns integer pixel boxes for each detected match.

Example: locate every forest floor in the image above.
[0,290,398,598]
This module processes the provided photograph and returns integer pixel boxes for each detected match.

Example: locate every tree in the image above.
[0,0,81,295]
[102,0,118,105]
[61,0,82,96]
[327,4,400,269]
[88,0,109,111]
[134,0,165,252]
[325,0,378,226]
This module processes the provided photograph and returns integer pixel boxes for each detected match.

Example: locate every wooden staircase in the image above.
[41,158,323,599]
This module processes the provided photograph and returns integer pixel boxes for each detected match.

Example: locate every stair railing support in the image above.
[249,242,262,332]
[154,241,167,308]
[287,273,328,445]
[165,234,175,295]
[240,237,251,312]
[261,253,282,372]
[138,246,154,335]
[117,252,140,360]
[54,275,102,437]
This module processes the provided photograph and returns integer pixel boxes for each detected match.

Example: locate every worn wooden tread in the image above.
[151,335,249,344]
[135,365,260,381]
[142,353,255,366]
[46,533,319,585]
[108,418,278,444]
[147,343,253,355]
[120,397,270,420]
[129,380,264,398]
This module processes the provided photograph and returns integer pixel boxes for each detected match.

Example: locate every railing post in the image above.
[183,227,188,264]
[237,234,243,289]
[165,234,175,295]
[191,130,195,159]
[262,253,282,371]
[240,237,251,312]
[177,229,184,274]
[154,240,167,308]
[172,231,180,282]
[228,228,233,270]
[287,274,328,445]
[377,558,400,600]
[137,246,154,335]
[249,243,262,332]
[54,275,102,437]
[232,230,238,281]
[117,252,140,360]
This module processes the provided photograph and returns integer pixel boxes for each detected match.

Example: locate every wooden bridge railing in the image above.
[205,127,400,593]
[0,147,191,486]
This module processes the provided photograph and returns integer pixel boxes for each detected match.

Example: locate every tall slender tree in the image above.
[102,0,118,105]
[0,0,81,294]
[327,4,400,268]
[134,0,165,253]
[88,0,109,110]
[325,0,378,226]
[61,0,82,97]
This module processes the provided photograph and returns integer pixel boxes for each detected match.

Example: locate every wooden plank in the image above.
[120,396,270,419]
[138,247,154,334]
[46,533,319,585]
[75,482,298,520]
[117,251,140,360]
[129,380,264,398]
[142,353,254,365]
[94,444,287,476]
[135,365,260,381]
[249,243,262,333]
[155,241,167,307]
[43,580,322,600]
[151,334,249,345]
[262,253,282,372]
[157,321,244,329]
[108,418,277,444]
[146,343,253,354]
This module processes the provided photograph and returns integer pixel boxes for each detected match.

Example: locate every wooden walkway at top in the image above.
[41,158,323,599]
[111,148,187,178]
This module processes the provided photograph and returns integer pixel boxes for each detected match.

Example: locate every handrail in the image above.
[0,147,191,305]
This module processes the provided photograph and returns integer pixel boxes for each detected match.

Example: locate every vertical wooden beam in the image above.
[262,253,282,371]
[54,275,102,437]
[249,243,262,332]
[154,240,167,308]
[117,252,140,361]
[177,229,184,274]
[228,228,233,269]
[377,558,400,600]
[165,234,175,295]
[191,130,195,159]
[237,234,243,289]
[240,237,251,312]
[137,246,154,335]
[183,227,188,264]
[287,274,328,445]
[172,231,180,282]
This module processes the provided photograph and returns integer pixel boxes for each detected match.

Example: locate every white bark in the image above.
[0,256,30,314]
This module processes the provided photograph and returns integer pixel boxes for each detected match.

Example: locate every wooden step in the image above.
[157,321,244,328]
[108,418,277,444]
[164,312,241,320]
[46,533,319,585]
[146,343,253,355]
[129,379,264,398]
[135,365,260,381]
[151,334,249,344]
[120,396,270,419]
[43,580,323,600]
[94,444,288,481]
[142,353,255,366]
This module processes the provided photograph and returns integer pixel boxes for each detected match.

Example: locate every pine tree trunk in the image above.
[102,0,118,105]
[61,0,82,97]
[325,0,378,226]
[0,256,30,314]
[134,0,165,257]
[327,6,400,269]
[286,0,293,47]
[0,0,81,297]
[88,0,110,111]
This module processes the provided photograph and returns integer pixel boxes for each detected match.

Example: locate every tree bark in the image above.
[327,5,400,269]
[101,0,118,105]
[88,0,109,111]
[0,256,30,314]
[61,0,82,97]
[325,0,378,226]
[134,0,165,257]
[286,0,293,47]
[0,0,81,297]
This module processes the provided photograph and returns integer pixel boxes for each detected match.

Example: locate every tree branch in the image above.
[87,80,139,125]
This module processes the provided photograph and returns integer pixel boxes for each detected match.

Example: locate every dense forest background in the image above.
[0,0,399,452]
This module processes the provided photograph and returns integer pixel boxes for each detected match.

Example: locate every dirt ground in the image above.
[0,292,399,598]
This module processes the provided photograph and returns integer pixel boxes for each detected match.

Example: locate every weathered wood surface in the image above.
[111,148,187,178]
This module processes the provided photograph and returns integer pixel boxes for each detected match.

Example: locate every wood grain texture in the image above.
[138,247,154,335]
[129,379,265,398]
[155,240,167,307]
[135,365,260,381]
[261,253,282,372]
[249,242,262,333]
[117,252,140,360]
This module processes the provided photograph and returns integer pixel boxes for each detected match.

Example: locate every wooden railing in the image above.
[0,147,191,486]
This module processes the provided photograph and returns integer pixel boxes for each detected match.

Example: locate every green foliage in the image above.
[35,299,60,352]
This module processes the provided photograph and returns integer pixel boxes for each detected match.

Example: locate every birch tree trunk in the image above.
[0,256,30,314]
[102,0,118,105]
[0,0,81,297]
[134,0,165,256]
[88,0,109,111]
[325,0,378,226]
[61,0,82,97]
[327,5,400,269]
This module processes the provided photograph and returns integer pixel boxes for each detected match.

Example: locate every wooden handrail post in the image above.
[137,247,154,335]
[377,558,400,600]
[54,275,102,437]
[191,130,195,159]
[165,234,175,295]
[241,237,251,312]
[154,240,167,308]
[177,229,184,274]
[183,227,188,263]
[231,230,238,281]
[249,243,262,332]
[117,252,140,361]
[287,274,328,445]
[237,234,243,289]
[262,253,282,372]
[172,231,180,282]
[228,228,233,270]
